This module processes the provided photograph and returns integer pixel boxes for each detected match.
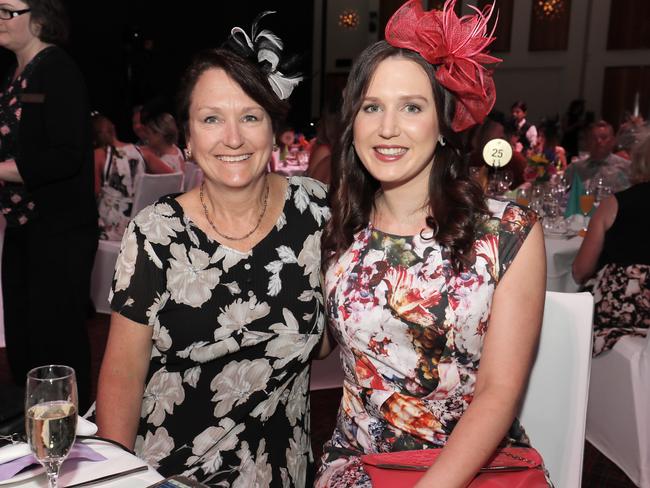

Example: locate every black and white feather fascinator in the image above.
[227,11,303,100]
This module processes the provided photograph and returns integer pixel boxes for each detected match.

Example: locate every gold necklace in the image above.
[199,179,270,241]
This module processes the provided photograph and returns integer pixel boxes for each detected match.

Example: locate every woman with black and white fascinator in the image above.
[96,11,329,487]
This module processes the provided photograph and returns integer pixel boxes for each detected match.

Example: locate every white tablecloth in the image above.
[1,439,163,487]
[544,235,583,293]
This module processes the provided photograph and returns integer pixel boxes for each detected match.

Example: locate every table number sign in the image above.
[482,138,512,168]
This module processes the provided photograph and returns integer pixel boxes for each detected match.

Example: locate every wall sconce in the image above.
[534,0,566,20]
[338,9,360,29]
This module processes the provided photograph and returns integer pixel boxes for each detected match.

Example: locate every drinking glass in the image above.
[25,365,78,488]
[579,188,595,234]
[516,187,531,206]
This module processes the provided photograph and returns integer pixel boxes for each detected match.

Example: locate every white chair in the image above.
[518,291,594,488]
[183,161,204,192]
[90,239,121,315]
[131,172,184,217]
[587,332,650,487]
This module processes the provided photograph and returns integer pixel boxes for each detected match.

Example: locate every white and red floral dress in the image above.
[315,200,537,487]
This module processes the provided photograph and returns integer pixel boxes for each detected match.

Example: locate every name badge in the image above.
[18,93,46,103]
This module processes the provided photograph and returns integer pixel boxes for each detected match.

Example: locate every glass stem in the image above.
[44,460,62,488]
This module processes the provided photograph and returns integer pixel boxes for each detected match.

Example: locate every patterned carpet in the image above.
[0,313,638,487]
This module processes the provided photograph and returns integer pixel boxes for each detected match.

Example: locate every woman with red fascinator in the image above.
[315,1,547,487]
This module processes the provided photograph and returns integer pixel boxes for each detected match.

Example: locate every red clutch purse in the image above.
[361,447,550,487]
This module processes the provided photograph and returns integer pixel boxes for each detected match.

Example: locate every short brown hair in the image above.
[176,49,289,139]
[145,113,178,146]
[25,0,69,45]
[631,134,650,183]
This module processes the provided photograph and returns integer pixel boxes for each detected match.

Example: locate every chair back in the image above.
[131,172,184,217]
[183,161,204,192]
[518,291,593,488]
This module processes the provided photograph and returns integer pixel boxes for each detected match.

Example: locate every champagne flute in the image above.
[25,365,78,488]
[579,188,595,235]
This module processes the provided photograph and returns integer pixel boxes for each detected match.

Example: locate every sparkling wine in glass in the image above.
[25,365,78,488]
[579,189,595,235]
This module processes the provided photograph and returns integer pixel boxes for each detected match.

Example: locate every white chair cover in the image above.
[90,239,120,315]
[519,291,594,488]
[131,172,184,218]
[183,161,199,192]
[587,333,650,487]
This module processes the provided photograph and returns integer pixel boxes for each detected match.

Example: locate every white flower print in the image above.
[286,426,309,488]
[250,374,293,422]
[114,225,138,292]
[183,366,201,388]
[276,211,287,231]
[265,309,320,369]
[223,281,242,295]
[176,339,240,363]
[134,202,185,245]
[167,243,222,307]
[292,176,327,199]
[232,441,255,488]
[135,427,174,469]
[216,295,271,339]
[210,359,273,417]
[297,231,322,288]
[285,368,309,427]
[210,245,251,272]
[152,322,172,352]
[309,201,330,226]
[146,291,170,326]
[255,439,273,488]
[141,370,185,426]
[185,417,245,475]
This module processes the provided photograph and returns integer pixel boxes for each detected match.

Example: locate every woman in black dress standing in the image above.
[96,16,327,487]
[0,0,97,410]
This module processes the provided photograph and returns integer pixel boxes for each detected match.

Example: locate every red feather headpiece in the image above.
[385,0,501,132]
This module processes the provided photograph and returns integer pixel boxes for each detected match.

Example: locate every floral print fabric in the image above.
[315,200,537,488]
[588,263,650,356]
[98,144,146,241]
[110,177,329,487]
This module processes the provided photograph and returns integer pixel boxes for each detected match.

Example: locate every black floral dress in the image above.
[110,176,329,487]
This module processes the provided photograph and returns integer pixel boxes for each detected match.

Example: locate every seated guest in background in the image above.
[316,1,546,486]
[535,120,567,171]
[510,100,537,153]
[614,114,648,161]
[0,0,97,410]
[276,123,296,161]
[92,114,146,240]
[140,112,186,173]
[565,120,631,192]
[573,135,650,356]
[96,18,327,485]
[307,105,339,184]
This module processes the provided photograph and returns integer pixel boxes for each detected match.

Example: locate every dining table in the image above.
[0,438,163,487]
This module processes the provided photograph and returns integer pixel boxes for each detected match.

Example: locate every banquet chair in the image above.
[586,332,650,487]
[183,161,203,192]
[131,172,184,217]
[518,291,594,488]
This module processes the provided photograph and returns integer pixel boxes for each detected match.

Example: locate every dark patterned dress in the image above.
[315,200,537,487]
[110,177,329,487]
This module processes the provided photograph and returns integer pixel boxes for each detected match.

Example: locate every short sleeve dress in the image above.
[315,200,537,488]
[110,176,329,487]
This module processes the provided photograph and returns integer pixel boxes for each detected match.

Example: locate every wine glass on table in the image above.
[25,365,78,488]
[579,187,595,236]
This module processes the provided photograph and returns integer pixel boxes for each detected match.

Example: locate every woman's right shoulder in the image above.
[129,195,186,243]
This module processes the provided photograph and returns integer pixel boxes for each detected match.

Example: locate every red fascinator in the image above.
[385,0,501,132]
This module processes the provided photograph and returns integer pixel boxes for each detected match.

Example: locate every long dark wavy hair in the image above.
[322,41,489,272]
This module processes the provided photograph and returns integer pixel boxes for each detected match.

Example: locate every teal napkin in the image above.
[564,171,585,218]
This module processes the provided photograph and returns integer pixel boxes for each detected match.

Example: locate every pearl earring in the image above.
[438,135,446,147]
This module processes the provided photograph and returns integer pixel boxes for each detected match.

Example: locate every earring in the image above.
[185,146,192,160]
[438,135,446,147]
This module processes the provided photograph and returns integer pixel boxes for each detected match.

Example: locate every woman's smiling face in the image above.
[187,68,273,190]
[352,56,439,190]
